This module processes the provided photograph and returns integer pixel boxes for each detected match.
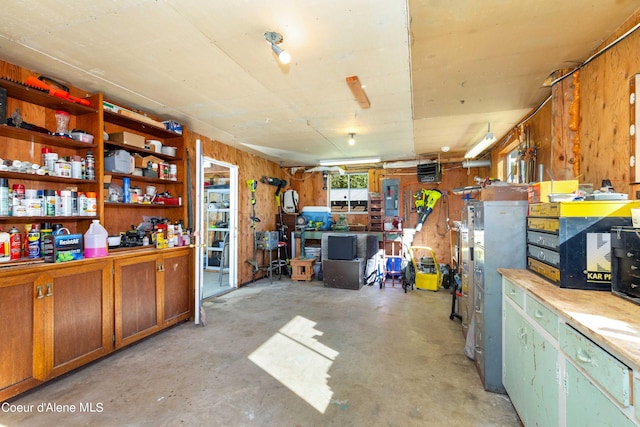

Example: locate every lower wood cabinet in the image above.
[114,253,163,347]
[0,271,44,401]
[161,249,192,325]
[502,275,636,426]
[0,260,114,401]
[114,248,193,348]
[0,247,193,401]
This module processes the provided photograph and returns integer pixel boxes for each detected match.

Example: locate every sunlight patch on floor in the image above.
[248,315,338,413]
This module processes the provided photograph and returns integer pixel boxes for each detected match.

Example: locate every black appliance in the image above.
[417,162,441,183]
[611,226,640,304]
[327,234,357,260]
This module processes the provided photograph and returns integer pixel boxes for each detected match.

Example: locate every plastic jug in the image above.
[0,230,9,262]
[84,219,108,258]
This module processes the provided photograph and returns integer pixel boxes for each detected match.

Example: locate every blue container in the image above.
[301,206,332,231]
[386,257,402,277]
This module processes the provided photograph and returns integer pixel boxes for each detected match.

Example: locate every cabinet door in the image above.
[114,253,161,347]
[0,272,41,400]
[527,326,558,426]
[565,362,635,427]
[161,249,193,325]
[46,261,114,379]
[503,301,530,425]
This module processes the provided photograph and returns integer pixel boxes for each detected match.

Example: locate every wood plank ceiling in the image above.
[0,0,638,166]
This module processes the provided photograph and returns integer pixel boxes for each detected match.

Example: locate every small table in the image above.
[290,257,316,282]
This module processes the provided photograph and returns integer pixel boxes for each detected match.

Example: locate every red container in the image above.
[9,226,21,260]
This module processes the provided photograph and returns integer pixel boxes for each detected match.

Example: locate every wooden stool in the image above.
[290,257,315,282]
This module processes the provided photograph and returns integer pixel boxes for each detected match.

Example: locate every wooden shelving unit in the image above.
[368,192,383,231]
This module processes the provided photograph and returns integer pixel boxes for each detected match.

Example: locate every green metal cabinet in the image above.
[503,291,559,426]
[528,326,559,426]
[565,362,635,427]
[501,275,636,426]
[503,301,532,425]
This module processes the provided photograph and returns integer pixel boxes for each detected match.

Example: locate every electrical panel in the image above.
[417,162,441,183]
[382,178,399,217]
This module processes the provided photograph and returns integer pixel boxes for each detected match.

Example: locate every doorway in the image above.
[195,142,239,324]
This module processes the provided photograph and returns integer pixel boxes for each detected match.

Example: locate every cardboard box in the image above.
[108,131,146,149]
[133,154,163,169]
[44,233,83,263]
[528,180,579,203]
[480,185,529,201]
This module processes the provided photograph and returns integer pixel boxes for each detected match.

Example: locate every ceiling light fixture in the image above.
[264,31,290,64]
[348,133,356,145]
[464,122,497,159]
[319,157,381,166]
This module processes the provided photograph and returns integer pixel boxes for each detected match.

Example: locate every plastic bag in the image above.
[464,311,475,360]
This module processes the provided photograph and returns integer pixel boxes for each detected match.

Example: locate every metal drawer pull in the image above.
[509,289,516,296]
[36,285,44,300]
[534,309,544,319]
[631,283,638,289]
[519,328,527,345]
[45,283,53,297]
[631,265,638,270]
[627,252,634,258]
[576,349,592,364]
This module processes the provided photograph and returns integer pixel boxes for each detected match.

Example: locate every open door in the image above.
[195,139,238,325]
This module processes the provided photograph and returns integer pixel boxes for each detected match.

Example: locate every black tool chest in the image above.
[611,226,640,304]
[526,201,637,290]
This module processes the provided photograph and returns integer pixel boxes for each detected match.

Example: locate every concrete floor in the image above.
[2,278,519,427]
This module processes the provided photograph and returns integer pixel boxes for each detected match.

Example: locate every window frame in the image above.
[328,172,369,214]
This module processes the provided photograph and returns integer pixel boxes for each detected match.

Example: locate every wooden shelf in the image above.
[0,124,99,150]
[0,78,98,114]
[104,139,182,161]
[104,111,181,139]
[106,172,183,185]
[104,202,182,208]
[0,170,97,184]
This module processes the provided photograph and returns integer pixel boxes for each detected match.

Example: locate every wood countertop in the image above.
[499,268,640,369]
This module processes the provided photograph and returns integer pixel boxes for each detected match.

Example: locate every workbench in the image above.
[499,268,640,426]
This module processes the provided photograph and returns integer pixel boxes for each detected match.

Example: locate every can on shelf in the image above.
[9,226,21,261]
[26,224,40,259]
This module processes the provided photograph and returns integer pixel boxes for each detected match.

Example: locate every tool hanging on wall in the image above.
[260,176,287,206]
[413,189,442,232]
[246,179,260,275]
[261,176,289,246]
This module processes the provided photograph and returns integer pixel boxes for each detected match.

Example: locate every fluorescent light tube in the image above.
[464,132,497,159]
[319,157,381,166]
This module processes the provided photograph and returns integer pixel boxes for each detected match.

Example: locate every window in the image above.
[329,173,368,213]
[506,147,519,183]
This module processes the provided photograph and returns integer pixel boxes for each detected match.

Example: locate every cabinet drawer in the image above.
[528,244,560,267]
[527,217,560,232]
[560,323,631,406]
[503,278,524,308]
[526,296,558,339]
[527,257,560,283]
[527,230,559,249]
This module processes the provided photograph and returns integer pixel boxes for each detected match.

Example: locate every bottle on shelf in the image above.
[84,220,108,258]
[86,151,95,181]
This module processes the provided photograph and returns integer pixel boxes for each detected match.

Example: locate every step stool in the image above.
[290,257,315,282]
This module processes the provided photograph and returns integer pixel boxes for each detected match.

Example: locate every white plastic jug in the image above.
[84,220,108,258]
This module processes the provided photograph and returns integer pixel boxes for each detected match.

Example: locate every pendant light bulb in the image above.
[265,31,290,65]
[348,133,356,145]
